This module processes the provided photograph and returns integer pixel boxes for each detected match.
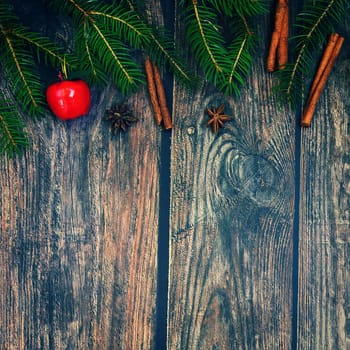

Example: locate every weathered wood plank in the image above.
[0,1,164,342]
[168,14,296,349]
[0,84,161,349]
[297,24,350,350]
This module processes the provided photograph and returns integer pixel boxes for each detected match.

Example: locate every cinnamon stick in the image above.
[267,0,288,72]
[151,62,172,130]
[301,34,344,127]
[277,3,289,69]
[267,31,282,72]
[145,58,162,126]
[306,33,339,106]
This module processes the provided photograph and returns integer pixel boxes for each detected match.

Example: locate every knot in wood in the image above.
[231,154,280,206]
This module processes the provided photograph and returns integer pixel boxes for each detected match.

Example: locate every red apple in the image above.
[46,78,91,120]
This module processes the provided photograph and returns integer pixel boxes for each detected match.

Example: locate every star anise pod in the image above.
[207,104,231,134]
[105,104,138,132]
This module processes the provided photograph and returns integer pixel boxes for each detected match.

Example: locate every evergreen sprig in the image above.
[274,0,349,109]
[50,0,150,92]
[211,0,266,17]
[223,31,255,95]
[125,0,193,86]
[0,2,66,117]
[182,0,228,85]
[0,1,68,156]
[145,27,194,86]
[179,0,265,95]
[50,0,193,92]
[0,94,29,156]
[221,12,258,95]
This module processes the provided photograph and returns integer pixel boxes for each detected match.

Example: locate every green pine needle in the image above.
[220,10,260,95]
[125,0,194,87]
[222,32,255,95]
[210,0,266,17]
[180,0,264,94]
[11,28,67,68]
[88,5,152,48]
[0,34,47,117]
[146,28,194,87]
[0,97,29,157]
[0,2,67,118]
[53,0,151,93]
[181,1,229,88]
[87,20,144,92]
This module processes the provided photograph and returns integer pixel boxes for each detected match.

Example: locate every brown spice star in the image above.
[207,104,231,134]
[105,104,138,132]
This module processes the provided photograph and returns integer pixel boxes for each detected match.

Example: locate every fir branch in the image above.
[233,0,266,17]
[0,1,72,156]
[54,0,146,93]
[0,2,68,117]
[180,0,264,94]
[210,0,266,17]
[90,21,143,90]
[0,96,29,156]
[192,1,223,73]
[221,8,261,95]
[181,0,229,87]
[275,0,349,109]
[89,7,151,48]
[146,29,194,86]
[0,31,46,116]
[80,20,108,85]
[10,28,67,68]
[229,35,249,84]
[125,0,193,86]
[223,32,255,95]
[0,1,64,156]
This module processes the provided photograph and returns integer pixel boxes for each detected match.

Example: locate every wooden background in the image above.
[1,0,349,349]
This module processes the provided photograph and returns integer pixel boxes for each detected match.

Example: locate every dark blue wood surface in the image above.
[0,0,349,349]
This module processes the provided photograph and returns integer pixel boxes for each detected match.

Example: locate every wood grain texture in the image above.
[168,15,296,349]
[1,1,349,349]
[297,24,350,349]
[0,0,167,335]
[0,84,161,349]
